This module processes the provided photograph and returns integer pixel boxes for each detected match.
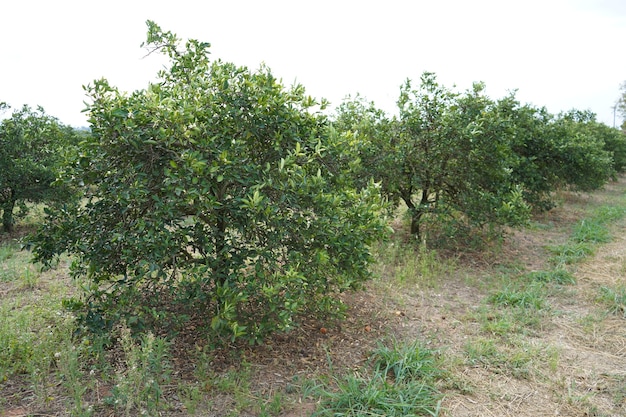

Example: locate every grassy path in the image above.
[411,179,626,416]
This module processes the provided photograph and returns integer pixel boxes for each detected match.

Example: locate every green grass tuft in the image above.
[524,269,576,285]
[597,285,626,317]
[488,284,546,310]
[547,242,595,265]
[571,219,611,244]
[547,205,626,267]
[314,338,443,417]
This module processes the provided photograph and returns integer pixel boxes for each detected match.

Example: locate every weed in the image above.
[215,362,251,393]
[0,243,15,262]
[578,312,605,332]
[57,343,94,416]
[190,348,256,414]
[440,371,475,395]
[571,219,611,244]
[464,338,556,379]
[0,288,76,386]
[297,375,324,399]
[192,347,216,392]
[608,375,626,408]
[314,371,441,417]
[592,205,626,223]
[596,285,626,317]
[0,301,34,378]
[258,391,286,416]
[211,361,254,413]
[178,382,203,415]
[567,379,594,406]
[505,347,536,379]
[548,242,595,265]
[473,307,532,337]
[464,338,499,366]
[481,312,515,336]
[18,266,38,289]
[547,206,625,266]
[0,243,23,282]
[106,326,172,416]
[314,338,443,417]
[524,268,576,285]
[373,241,454,290]
[488,283,546,310]
[372,338,442,383]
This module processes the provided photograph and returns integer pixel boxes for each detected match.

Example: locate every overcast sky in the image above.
[2,0,625,127]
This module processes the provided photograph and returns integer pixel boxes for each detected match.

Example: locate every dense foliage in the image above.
[333,75,623,242]
[506,106,615,210]
[30,22,388,342]
[335,75,530,240]
[0,103,79,232]
[553,110,615,191]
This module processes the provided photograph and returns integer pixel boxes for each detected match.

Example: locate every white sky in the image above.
[2,0,625,127]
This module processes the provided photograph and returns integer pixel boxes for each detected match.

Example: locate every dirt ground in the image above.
[396,184,626,416]
[1,180,625,416]
[272,181,626,416]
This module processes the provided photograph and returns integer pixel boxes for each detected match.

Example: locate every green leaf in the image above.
[112,108,128,118]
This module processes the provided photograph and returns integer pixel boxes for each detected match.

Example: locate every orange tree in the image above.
[0,104,78,232]
[30,22,388,343]
[334,74,530,241]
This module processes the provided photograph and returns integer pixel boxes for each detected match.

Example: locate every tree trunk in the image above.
[410,211,421,239]
[212,183,228,287]
[214,210,227,286]
[401,188,422,241]
[2,197,16,233]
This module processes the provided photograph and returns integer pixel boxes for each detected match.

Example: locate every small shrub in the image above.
[30,22,389,344]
